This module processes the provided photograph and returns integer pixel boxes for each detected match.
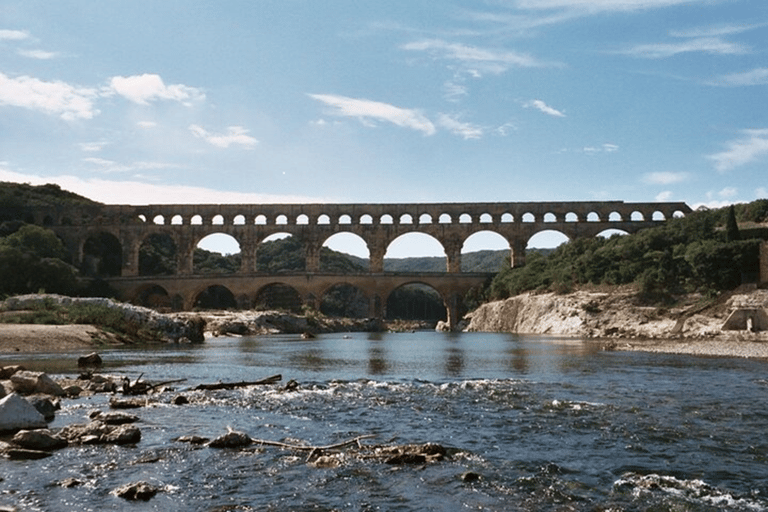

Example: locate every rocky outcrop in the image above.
[464,289,768,340]
[2,294,206,343]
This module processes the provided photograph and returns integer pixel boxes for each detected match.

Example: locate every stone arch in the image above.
[459,213,472,224]
[134,284,172,309]
[256,233,305,272]
[318,214,331,225]
[479,213,493,224]
[276,214,288,225]
[439,213,452,224]
[565,212,578,222]
[152,215,165,225]
[171,215,184,225]
[672,210,686,218]
[139,233,177,276]
[608,211,622,221]
[296,214,310,225]
[233,214,246,225]
[522,212,535,223]
[526,229,570,250]
[587,212,600,222]
[597,228,629,239]
[501,213,514,223]
[419,213,433,224]
[191,215,203,225]
[385,282,447,324]
[543,212,557,223]
[631,211,644,221]
[212,214,225,225]
[255,214,267,225]
[320,283,369,318]
[399,213,414,224]
[360,214,373,224]
[384,232,445,271]
[652,211,665,220]
[380,214,394,225]
[339,214,352,225]
[321,232,369,271]
[82,231,122,277]
[194,284,237,310]
[254,282,303,313]
[460,230,511,272]
[194,233,242,274]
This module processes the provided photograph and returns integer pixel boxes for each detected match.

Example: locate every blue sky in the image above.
[1,1,767,256]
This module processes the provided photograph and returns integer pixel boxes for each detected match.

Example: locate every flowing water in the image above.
[2,331,768,511]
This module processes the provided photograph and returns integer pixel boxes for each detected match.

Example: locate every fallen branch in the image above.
[193,374,282,391]
[250,434,376,453]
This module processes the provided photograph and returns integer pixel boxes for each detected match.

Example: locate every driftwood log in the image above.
[193,374,282,391]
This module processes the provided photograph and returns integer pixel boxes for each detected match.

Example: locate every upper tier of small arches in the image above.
[135,207,690,227]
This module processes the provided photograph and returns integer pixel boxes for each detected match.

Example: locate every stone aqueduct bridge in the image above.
[30,200,691,328]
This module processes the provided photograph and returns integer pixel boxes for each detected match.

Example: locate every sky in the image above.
[1,0,767,257]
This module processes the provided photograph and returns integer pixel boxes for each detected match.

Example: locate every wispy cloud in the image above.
[437,114,483,139]
[78,141,109,152]
[17,49,58,59]
[709,67,768,87]
[189,125,258,149]
[108,74,205,106]
[643,171,689,184]
[0,72,98,120]
[308,93,436,135]
[83,157,180,174]
[401,39,548,75]
[708,129,768,172]
[620,36,748,58]
[524,99,565,117]
[0,29,29,40]
[582,143,619,154]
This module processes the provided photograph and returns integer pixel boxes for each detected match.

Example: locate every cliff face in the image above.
[463,290,768,340]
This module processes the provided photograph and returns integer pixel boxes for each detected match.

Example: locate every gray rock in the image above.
[10,371,65,396]
[112,481,159,501]
[0,393,47,432]
[208,429,252,448]
[11,429,67,451]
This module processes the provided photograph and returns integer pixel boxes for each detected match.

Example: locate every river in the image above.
[2,331,768,511]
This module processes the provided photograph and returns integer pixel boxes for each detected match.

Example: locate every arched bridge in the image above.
[25,200,691,328]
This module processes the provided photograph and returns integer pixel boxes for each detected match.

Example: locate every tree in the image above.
[726,205,740,242]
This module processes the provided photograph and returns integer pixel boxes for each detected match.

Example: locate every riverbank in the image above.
[2,290,768,358]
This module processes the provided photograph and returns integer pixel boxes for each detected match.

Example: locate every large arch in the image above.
[385,282,447,324]
[254,283,303,313]
[321,232,369,271]
[194,233,241,274]
[194,285,237,310]
[384,232,446,272]
[320,283,369,318]
[526,230,570,250]
[82,231,122,277]
[256,233,306,273]
[460,230,510,272]
[139,233,177,276]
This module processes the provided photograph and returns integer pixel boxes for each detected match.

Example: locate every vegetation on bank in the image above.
[0,298,161,341]
[488,202,768,301]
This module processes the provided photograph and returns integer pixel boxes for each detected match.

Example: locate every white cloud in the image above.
[17,49,58,60]
[108,74,205,106]
[0,168,320,205]
[79,141,109,152]
[137,121,157,128]
[756,187,768,198]
[437,114,483,140]
[308,93,436,135]
[402,39,547,74]
[710,67,768,87]
[643,171,688,184]
[719,186,738,198]
[708,129,768,172]
[655,190,673,201]
[189,124,259,149]
[622,37,747,58]
[83,157,180,174]
[0,29,29,40]
[582,143,620,154]
[524,99,565,117]
[0,72,98,120]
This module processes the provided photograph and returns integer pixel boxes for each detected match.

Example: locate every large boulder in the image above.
[12,429,67,451]
[11,371,65,396]
[0,393,47,432]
